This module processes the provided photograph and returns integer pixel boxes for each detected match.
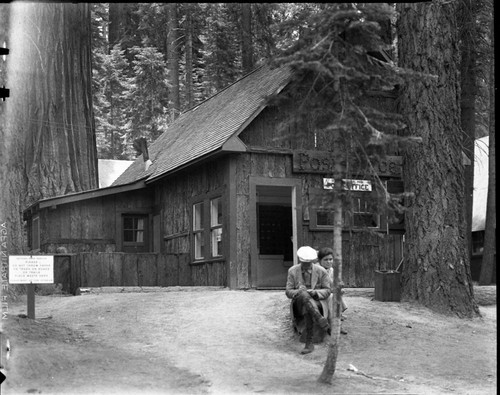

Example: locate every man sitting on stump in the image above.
[286,246,331,354]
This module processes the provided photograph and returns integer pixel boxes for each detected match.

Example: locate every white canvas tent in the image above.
[98,159,133,188]
[472,136,489,232]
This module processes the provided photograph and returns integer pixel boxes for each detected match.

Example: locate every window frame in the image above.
[193,201,205,260]
[117,210,151,252]
[122,214,147,246]
[308,181,385,232]
[210,197,223,258]
[191,191,224,263]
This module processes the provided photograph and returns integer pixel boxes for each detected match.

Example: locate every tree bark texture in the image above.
[184,4,194,109]
[108,3,126,48]
[396,2,479,317]
[318,152,344,383]
[167,3,180,120]
[458,0,478,263]
[241,3,254,74]
[318,192,342,384]
[479,16,495,285]
[1,2,98,252]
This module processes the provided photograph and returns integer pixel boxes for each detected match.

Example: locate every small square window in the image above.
[350,198,380,229]
[123,215,146,243]
[317,211,334,227]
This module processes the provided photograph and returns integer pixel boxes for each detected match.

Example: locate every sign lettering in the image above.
[323,178,372,192]
[293,150,402,177]
[8,255,54,284]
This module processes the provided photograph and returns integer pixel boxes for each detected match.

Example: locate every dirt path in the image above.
[1,287,496,395]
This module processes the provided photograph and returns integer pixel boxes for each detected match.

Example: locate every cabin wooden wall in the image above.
[39,188,154,253]
[159,160,228,254]
[54,252,227,293]
[236,99,403,287]
[157,160,228,287]
[234,150,403,287]
[239,104,316,150]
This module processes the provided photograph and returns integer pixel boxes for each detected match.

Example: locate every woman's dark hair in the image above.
[317,247,334,261]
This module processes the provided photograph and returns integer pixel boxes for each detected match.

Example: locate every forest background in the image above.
[0,2,495,320]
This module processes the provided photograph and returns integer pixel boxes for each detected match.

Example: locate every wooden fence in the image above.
[54,253,227,294]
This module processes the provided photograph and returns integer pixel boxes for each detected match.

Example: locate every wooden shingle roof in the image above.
[112,63,293,186]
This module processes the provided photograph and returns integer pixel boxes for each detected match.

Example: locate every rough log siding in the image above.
[138,253,158,286]
[39,189,154,253]
[65,253,212,290]
[160,160,227,254]
[309,231,403,287]
[236,194,250,288]
[122,254,138,286]
[234,148,403,287]
[190,261,227,286]
[239,98,316,150]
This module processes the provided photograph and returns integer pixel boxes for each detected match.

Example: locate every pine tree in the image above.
[202,3,241,94]
[271,3,408,383]
[128,45,169,145]
[396,1,479,317]
[93,44,135,159]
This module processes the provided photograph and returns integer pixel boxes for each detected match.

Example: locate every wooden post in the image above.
[27,283,35,319]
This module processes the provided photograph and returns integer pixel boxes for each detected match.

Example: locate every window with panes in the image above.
[192,196,223,260]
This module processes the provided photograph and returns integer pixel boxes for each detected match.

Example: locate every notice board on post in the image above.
[8,255,54,284]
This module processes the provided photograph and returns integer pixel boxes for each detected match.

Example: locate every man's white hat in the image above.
[297,246,317,263]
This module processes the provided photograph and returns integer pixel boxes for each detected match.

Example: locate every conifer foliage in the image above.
[90,3,288,159]
[270,3,410,383]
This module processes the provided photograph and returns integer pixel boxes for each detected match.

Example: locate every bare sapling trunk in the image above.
[319,162,343,383]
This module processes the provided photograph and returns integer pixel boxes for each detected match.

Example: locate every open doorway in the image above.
[250,181,301,289]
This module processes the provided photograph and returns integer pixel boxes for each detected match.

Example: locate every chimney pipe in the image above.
[133,137,152,171]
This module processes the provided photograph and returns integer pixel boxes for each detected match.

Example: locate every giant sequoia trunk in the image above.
[479,16,495,285]
[458,0,478,262]
[396,2,479,317]
[1,3,98,252]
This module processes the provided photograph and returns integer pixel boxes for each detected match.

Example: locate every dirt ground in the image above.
[1,286,496,395]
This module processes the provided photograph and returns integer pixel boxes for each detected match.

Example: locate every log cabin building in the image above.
[23,63,404,289]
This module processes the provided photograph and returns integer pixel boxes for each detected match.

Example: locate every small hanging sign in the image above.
[323,178,372,192]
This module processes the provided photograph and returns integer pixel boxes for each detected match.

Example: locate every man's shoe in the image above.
[317,317,331,335]
[301,343,315,354]
[340,328,348,335]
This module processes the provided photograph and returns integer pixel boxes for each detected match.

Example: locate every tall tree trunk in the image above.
[1,2,98,253]
[108,3,126,49]
[184,4,194,109]
[241,3,254,73]
[396,1,479,317]
[458,0,478,264]
[167,3,180,120]
[479,17,495,285]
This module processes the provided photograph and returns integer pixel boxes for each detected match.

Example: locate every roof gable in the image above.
[113,63,292,186]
